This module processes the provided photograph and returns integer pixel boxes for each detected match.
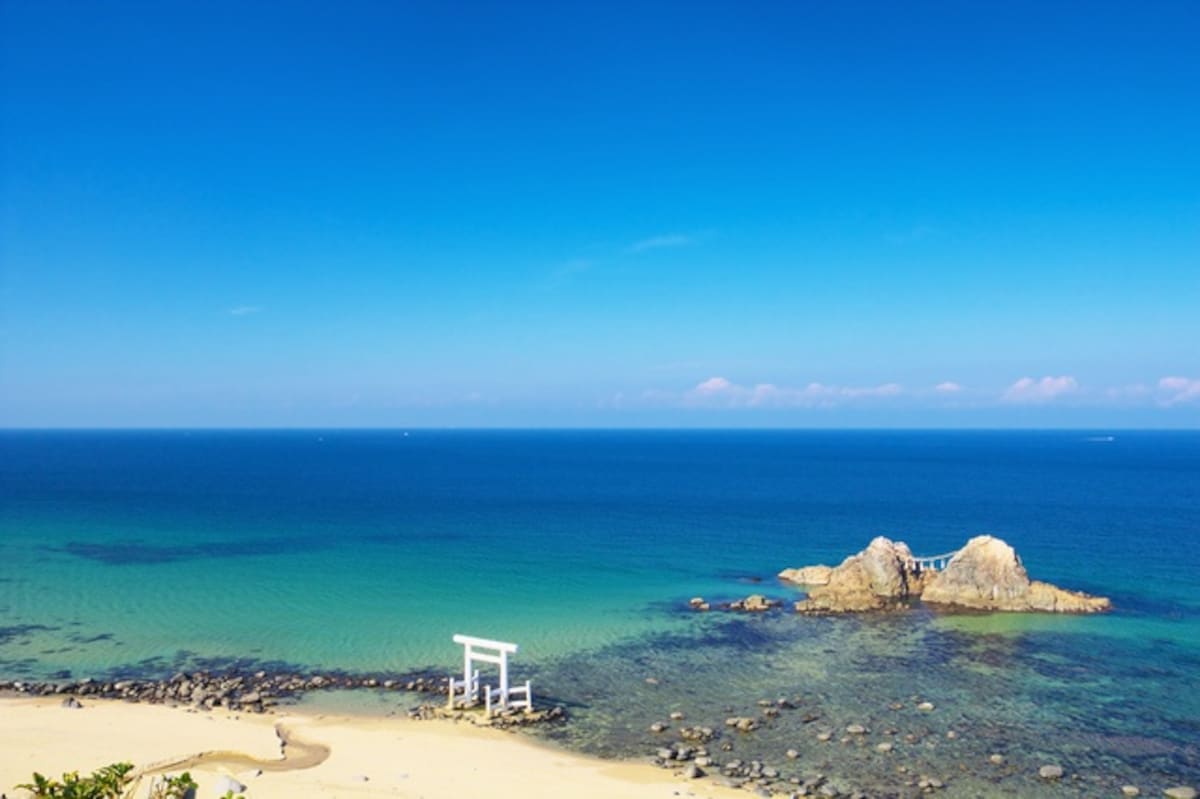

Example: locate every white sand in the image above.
[0,696,742,799]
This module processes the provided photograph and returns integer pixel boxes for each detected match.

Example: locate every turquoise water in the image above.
[2,430,1198,793]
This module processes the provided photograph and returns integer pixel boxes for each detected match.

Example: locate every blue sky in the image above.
[1,1,1197,427]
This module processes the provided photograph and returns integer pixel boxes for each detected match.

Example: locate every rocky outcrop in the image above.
[729,594,781,612]
[792,537,925,613]
[921,535,1110,613]
[777,565,833,586]
[781,534,1109,614]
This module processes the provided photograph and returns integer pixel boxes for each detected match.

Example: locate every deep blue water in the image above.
[2,430,1198,794]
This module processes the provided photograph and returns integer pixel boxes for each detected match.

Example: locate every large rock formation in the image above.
[790,536,927,613]
[921,535,1110,613]
[780,534,1109,614]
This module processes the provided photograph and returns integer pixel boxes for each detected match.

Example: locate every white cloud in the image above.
[628,373,1200,412]
[693,376,735,395]
[628,233,693,253]
[1158,376,1200,406]
[679,377,903,409]
[1001,376,1079,404]
[228,306,263,316]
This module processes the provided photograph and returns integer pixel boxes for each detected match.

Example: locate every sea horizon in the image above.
[6,426,1199,432]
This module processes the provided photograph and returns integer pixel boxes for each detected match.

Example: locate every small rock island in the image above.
[779,534,1110,614]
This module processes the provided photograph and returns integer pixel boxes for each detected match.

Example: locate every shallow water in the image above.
[527,609,1200,796]
[2,430,1198,794]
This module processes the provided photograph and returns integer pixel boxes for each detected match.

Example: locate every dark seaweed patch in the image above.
[55,541,191,564]
[712,570,767,584]
[51,536,328,565]
[88,651,327,682]
[0,656,41,674]
[0,624,56,646]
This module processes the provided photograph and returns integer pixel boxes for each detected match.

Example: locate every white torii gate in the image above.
[448,633,532,715]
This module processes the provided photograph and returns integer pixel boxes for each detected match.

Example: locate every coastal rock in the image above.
[778,565,833,586]
[781,533,1110,614]
[679,726,716,742]
[1038,765,1064,780]
[725,716,759,732]
[743,594,772,612]
[921,535,1110,613]
[727,594,780,612]
[793,537,922,613]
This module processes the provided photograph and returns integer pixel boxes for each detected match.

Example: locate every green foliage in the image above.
[148,772,198,799]
[17,762,134,799]
[15,763,245,799]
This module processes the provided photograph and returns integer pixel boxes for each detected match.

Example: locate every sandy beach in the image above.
[0,695,741,799]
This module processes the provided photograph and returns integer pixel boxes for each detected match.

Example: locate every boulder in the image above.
[743,594,772,612]
[728,594,778,612]
[921,535,1110,613]
[1038,765,1064,780]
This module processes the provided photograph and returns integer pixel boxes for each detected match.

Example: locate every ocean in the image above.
[2,430,1198,795]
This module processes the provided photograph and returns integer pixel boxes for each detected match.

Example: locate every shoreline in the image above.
[0,694,742,799]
